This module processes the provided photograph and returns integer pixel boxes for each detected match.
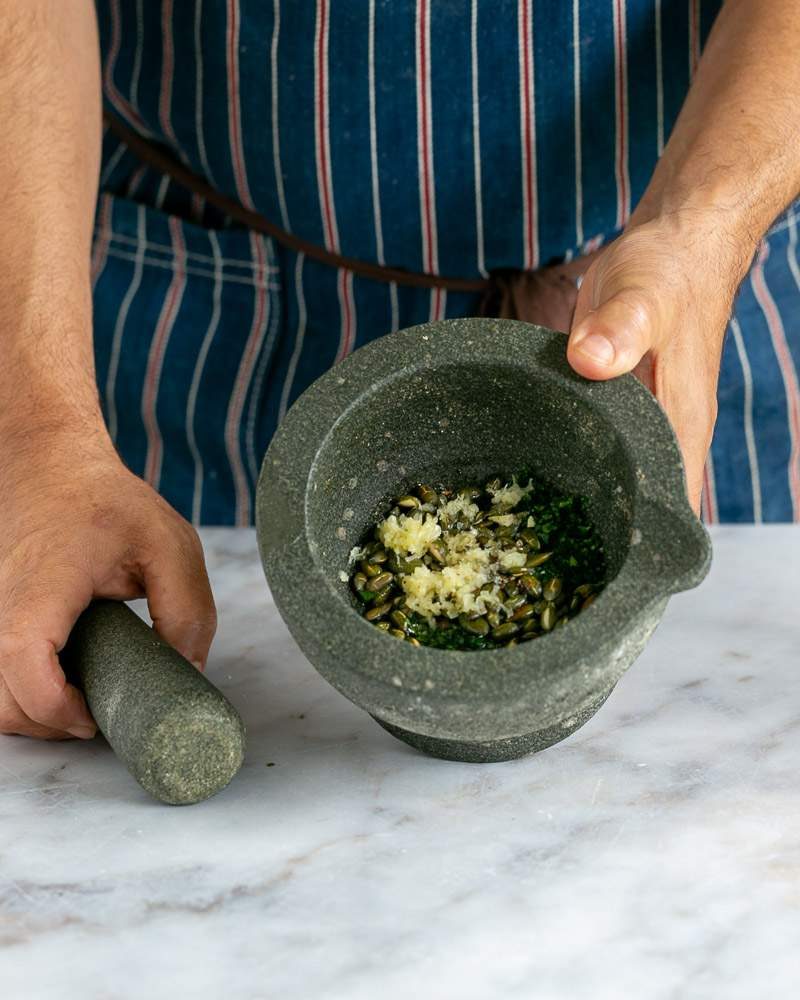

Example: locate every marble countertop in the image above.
[1,526,799,999]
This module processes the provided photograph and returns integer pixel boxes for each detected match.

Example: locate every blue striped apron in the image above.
[92,1,800,525]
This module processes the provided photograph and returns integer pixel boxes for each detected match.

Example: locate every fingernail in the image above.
[68,725,97,740]
[572,330,616,365]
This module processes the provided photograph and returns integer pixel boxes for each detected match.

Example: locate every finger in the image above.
[141,525,217,669]
[0,636,96,740]
[0,676,73,739]
[568,288,655,380]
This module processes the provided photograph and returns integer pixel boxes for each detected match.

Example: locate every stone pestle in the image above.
[62,600,245,805]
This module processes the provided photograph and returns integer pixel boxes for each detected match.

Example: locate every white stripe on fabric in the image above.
[131,0,144,117]
[246,262,282,486]
[470,0,488,278]
[751,242,800,517]
[106,204,147,444]
[97,227,279,271]
[314,0,340,252]
[729,316,763,523]
[102,246,280,288]
[655,0,664,155]
[517,0,538,270]
[186,230,224,524]
[612,0,630,229]
[278,253,307,423]
[388,282,399,332]
[271,0,290,230]
[155,175,170,211]
[416,0,439,275]
[572,0,584,247]
[368,0,386,266]
[786,210,800,292]
[225,232,271,525]
[226,0,255,209]
[99,141,127,189]
[142,217,188,490]
[194,0,217,186]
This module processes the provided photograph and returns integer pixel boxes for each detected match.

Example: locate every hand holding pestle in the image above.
[62,601,246,805]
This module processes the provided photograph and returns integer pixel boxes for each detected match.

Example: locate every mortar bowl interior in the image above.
[257,320,711,762]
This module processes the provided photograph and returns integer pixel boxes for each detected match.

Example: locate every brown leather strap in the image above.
[103,111,490,294]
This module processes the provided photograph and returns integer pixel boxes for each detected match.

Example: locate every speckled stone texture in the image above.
[257,319,711,762]
[63,601,246,804]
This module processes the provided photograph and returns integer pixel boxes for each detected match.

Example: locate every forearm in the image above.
[632,0,800,278]
[0,0,102,441]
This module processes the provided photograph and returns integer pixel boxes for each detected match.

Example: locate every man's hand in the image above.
[0,427,216,739]
[567,217,745,512]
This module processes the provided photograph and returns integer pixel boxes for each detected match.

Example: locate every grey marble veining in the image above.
[1,526,799,999]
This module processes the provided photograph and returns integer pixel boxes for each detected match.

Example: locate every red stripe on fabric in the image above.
[689,0,701,78]
[105,0,149,133]
[225,234,269,525]
[159,0,177,144]
[702,459,718,524]
[520,0,536,270]
[315,0,338,251]
[91,196,113,287]
[751,245,800,517]
[335,269,356,363]
[142,218,187,488]
[613,0,629,229]
[226,0,253,209]
[418,0,436,274]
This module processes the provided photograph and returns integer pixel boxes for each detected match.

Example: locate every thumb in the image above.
[568,288,656,381]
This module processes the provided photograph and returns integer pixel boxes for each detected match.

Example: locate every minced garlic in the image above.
[377,512,442,558]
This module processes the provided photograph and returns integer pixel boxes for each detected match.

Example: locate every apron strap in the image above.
[103,110,490,294]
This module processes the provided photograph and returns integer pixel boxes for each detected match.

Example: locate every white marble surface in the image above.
[1,526,799,1000]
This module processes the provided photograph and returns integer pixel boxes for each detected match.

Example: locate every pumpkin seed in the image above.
[369,571,394,592]
[491,622,520,640]
[523,618,539,634]
[361,560,383,578]
[459,615,489,636]
[543,577,562,602]
[372,585,394,604]
[397,495,421,509]
[428,540,446,564]
[520,574,543,598]
[365,601,393,621]
[376,621,391,631]
[505,638,519,648]
[520,528,541,550]
[407,637,421,647]
[527,551,553,568]
[389,628,407,639]
[370,549,389,564]
[540,604,557,631]
[417,484,439,505]
[460,487,482,501]
[390,609,409,630]
[574,583,594,598]
[352,572,368,592]
[582,594,596,610]
[511,603,536,621]
[487,610,502,628]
